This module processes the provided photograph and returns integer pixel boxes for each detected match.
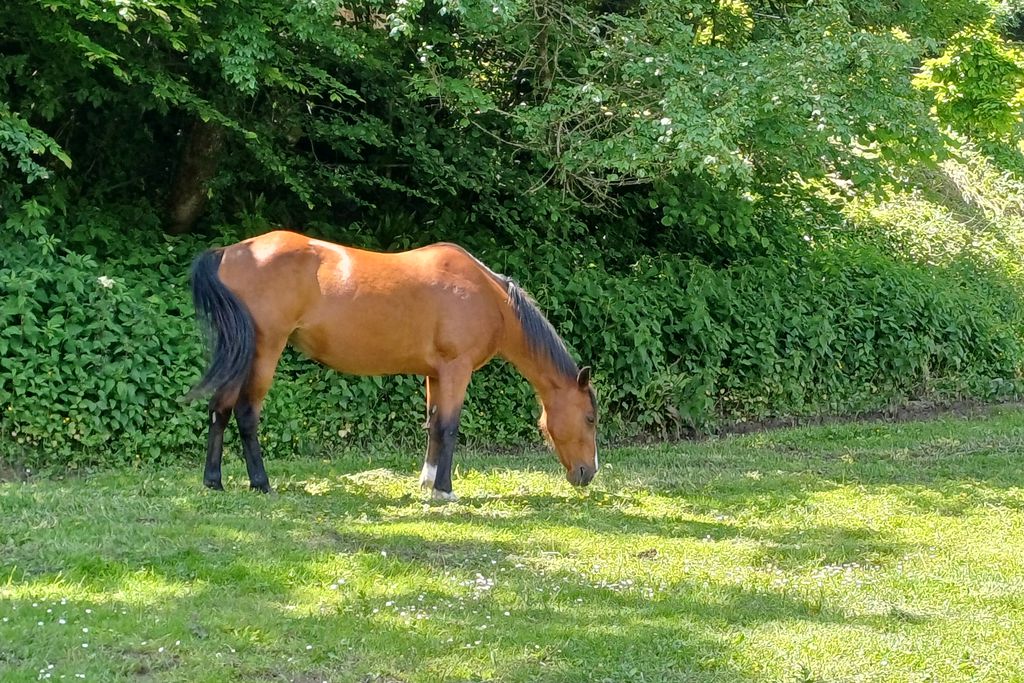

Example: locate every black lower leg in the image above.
[235,401,270,492]
[422,442,441,488]
[203,407,232,490]
[430,413,460,494]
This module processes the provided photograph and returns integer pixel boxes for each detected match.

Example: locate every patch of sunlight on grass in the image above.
[4,409,1024,681]
[3,567,195,602]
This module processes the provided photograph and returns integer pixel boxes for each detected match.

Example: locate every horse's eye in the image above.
[586,415,595,425]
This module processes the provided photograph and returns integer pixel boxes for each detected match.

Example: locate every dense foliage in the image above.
[2,0,1024,467]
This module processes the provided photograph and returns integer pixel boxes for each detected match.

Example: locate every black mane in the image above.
[504,279,580,380]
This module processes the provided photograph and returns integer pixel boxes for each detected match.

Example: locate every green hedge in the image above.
[3,202,1022,470]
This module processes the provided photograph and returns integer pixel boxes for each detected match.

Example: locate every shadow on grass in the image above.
[0,526,906,683]
[5,409,1024,680]
[1,479,920,682]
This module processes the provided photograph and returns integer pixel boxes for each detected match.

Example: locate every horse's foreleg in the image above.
[421,367,470,501]
[420,380,440,489]
[203,407,233,490]
[427,407,462,499]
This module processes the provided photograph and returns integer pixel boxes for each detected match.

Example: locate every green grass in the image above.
[4,408,1024,682]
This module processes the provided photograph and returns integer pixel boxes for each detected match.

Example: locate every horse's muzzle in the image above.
[568,465,596,487]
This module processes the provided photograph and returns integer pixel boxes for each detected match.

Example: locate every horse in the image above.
[186,230,598,499]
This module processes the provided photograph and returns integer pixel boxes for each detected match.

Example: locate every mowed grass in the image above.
[3,409,1024,682]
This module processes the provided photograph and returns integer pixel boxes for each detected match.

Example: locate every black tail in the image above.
[185,249,256,406]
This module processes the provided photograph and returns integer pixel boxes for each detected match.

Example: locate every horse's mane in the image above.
[503,279,580,381]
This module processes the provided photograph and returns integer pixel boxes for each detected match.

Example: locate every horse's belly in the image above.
[289,327,429,376]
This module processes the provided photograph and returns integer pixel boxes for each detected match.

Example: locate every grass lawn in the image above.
[3,408,1024,682]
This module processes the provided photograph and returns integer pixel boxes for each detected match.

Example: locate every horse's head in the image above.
[539,367,599,487]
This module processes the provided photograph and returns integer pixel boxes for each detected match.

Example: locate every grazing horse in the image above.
[187,230,598,499]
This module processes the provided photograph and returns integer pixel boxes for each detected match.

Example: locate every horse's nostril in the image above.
[568,465,594,487]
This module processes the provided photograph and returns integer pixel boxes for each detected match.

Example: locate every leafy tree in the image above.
[916,25,1024,140]
[1,0,1008,246]
[3,0,1024,466]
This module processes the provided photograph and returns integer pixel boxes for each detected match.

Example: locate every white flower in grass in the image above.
[97,276,115,289]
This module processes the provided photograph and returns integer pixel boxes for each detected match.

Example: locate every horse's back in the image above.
[305,239,507,374]
[218,231,507,376]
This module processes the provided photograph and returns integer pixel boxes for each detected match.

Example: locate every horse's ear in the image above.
[577,366,592,389]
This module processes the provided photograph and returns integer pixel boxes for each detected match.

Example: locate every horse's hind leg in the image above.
[236,400,270,492]
[236,337,287,493]
[421,365,471,501]
[203,406,233,490]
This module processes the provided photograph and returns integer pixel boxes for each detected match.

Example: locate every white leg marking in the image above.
[431,489,458,502]
[420,462,437,489]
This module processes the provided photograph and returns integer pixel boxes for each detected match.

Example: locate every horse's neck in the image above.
[498,320,569,403]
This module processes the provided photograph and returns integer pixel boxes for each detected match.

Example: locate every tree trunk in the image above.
[165,119,225,235]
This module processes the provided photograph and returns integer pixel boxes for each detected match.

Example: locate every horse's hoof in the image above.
[204,479,224,491]
[431,489,457,502]
[250,482,272,494]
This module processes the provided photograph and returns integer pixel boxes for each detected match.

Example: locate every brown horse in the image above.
[187,230,598,499]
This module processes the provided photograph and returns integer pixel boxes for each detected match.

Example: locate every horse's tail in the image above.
[185,248,256,406]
